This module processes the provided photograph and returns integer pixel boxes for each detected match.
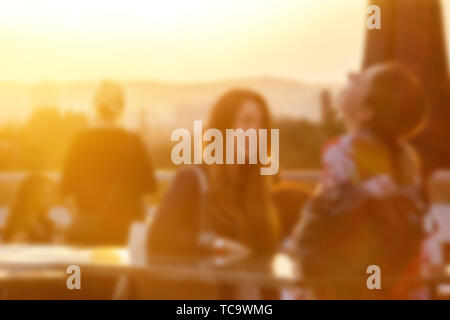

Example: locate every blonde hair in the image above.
[94,80,125,121]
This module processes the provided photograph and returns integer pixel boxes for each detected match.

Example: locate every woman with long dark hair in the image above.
[148,88,280,256]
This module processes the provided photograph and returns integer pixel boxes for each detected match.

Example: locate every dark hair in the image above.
[207,88,272,132]
[364,62,429,140]
[206,89,280,252]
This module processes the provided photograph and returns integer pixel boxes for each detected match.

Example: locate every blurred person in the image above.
[291,62,429,299]
[142,89,280,299]
[2,173,57,244]
[319,63,428,196]
[61,80,156,246]
[271,181,312,243]
[148,88,280,255]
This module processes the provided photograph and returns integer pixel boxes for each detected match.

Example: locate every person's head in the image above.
[93,80,125,122]
[206,89,279,252]
[207,88,272,163]
[337,62,428,140]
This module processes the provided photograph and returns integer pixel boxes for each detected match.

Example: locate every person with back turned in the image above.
[61,80,156,245]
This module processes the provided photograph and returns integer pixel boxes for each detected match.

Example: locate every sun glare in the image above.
[0,0,327,82]
[0,0,447,83]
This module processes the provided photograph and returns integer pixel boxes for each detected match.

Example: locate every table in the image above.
[0,245,301,299]
[1,245,450,299]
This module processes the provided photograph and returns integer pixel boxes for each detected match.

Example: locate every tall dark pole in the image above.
[363,0,450,173]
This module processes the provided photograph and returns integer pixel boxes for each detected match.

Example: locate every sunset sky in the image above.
[0,0,449,84]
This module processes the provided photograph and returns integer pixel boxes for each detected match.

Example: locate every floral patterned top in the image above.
[319,131,420,195]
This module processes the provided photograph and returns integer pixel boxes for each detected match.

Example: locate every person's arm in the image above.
[147,167,201,254]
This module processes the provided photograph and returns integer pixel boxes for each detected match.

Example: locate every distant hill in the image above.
[0,76,338,127]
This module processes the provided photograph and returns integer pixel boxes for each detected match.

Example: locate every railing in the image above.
[0,169,449,228]
[0,169,322,184]
[0,169,321,227]
[0,168,448,185]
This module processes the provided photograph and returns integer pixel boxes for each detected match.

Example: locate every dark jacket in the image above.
[147,166,217,256]
[61,127,156,245]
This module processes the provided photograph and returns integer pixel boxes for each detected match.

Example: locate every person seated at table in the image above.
[143,89,281,299]
[291,62,429,299]
[2,173,57,244]
[60,80,156,246]
[148,89,281,256]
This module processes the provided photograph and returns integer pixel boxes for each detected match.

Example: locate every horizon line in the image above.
[0,74,343,87]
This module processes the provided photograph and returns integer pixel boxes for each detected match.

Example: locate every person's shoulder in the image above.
[92,127,142,145]
[172,165,207,193]
[74,127,115,140]
[86,126,130,135]
[69,128,95,147]
[109,128,144,144]
[322,134,354,163]
[174,165,204,183]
